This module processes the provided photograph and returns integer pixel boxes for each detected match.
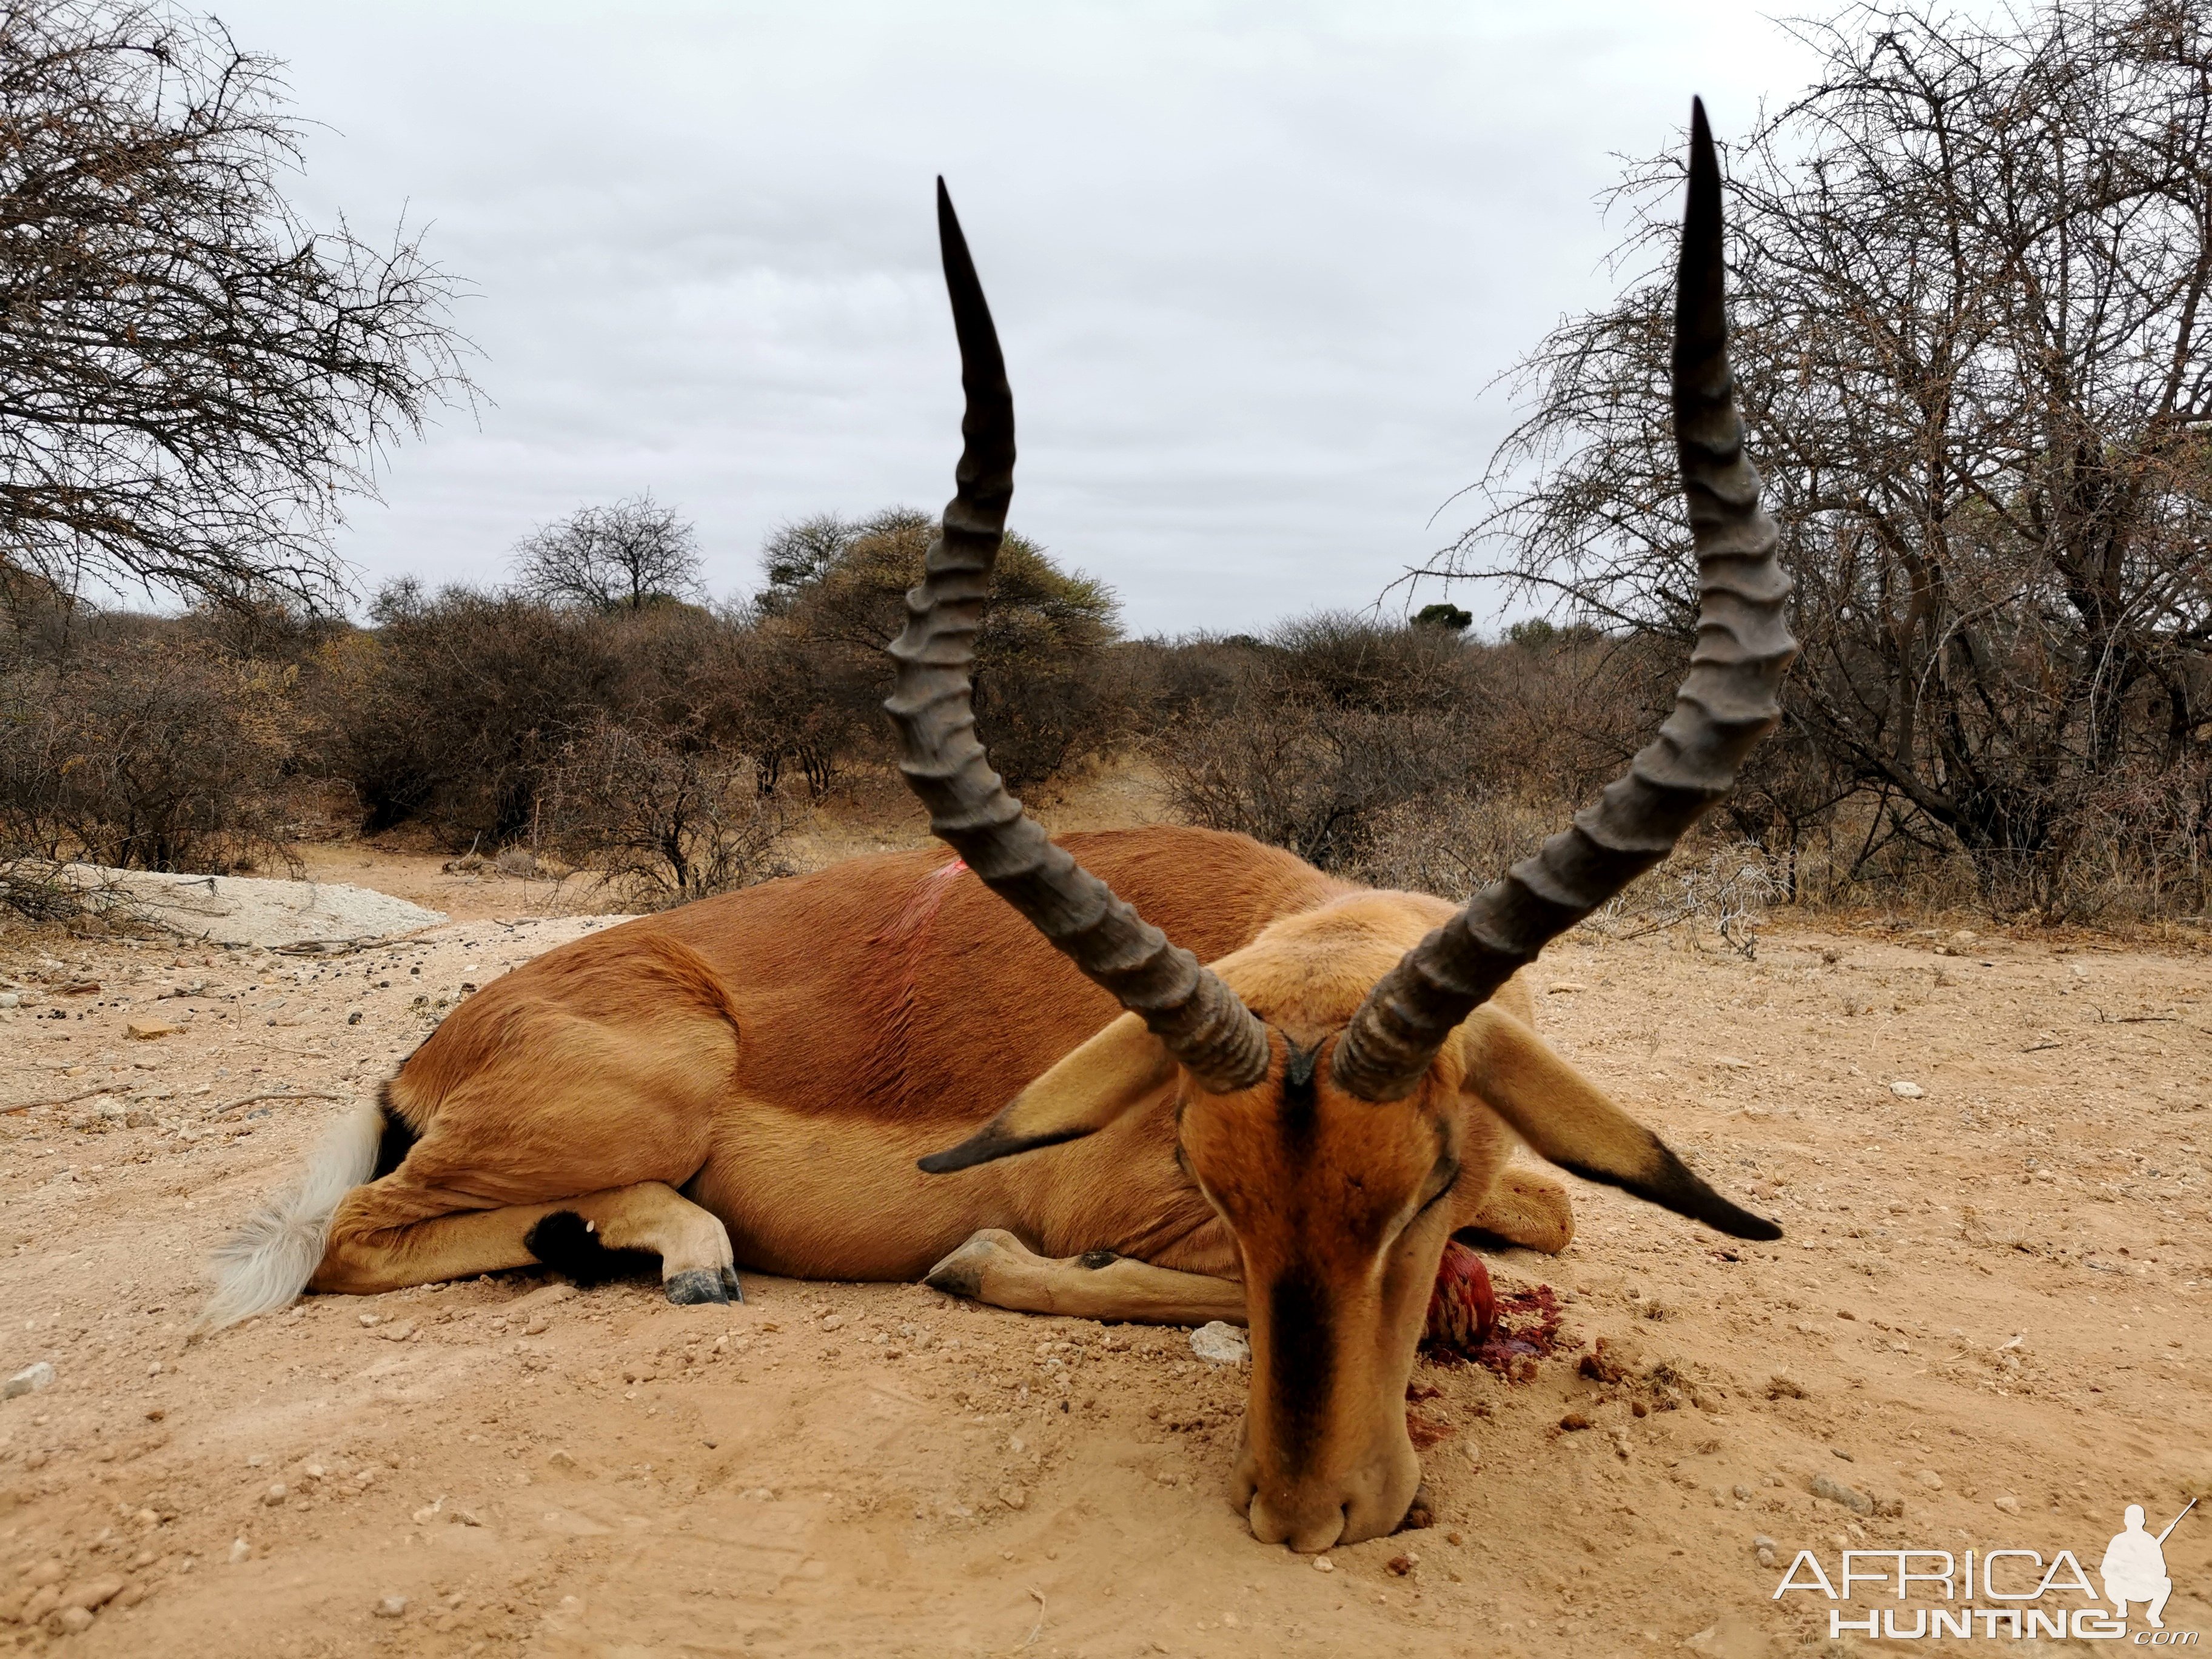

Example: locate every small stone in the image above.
[53,1605,94,1634]
[1733,1484,1752,1500]
[1765,1373,1808,1401]
[1558,1412,1594,1432]
[373,1594,408,1618]
[546,1449,577,1470]
[227,1538,250,1564]
[1993,1493,2020,1515]
[261,1484,287,1506]
[1811,1473,1874,1515]
[1578,1336,1643,1384]
[820,1314,845,1332]
[1189,1322,1250,1366]
[4,1361,56,1398]
[125,1018,184,1040]
[358,1314,380,1327]
[1547,981,1587,994]
[59,1576,123,1612]
[1311,1557,1334,1573]
[998,1485,1027,1511]
[1916,1469,1943,1490]
[1889,1081,1925,1099]
[377,1320,415,1342]
[522,1316,549,1336]
[1386,1553,1416,1576]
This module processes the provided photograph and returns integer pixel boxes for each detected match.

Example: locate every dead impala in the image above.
[207,100,1789,1553]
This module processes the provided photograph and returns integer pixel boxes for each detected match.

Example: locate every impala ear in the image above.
[1456,1007,1781,1241]
[919,1013,1176,1173]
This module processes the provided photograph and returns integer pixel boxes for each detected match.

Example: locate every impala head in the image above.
[889,101,1794,1551]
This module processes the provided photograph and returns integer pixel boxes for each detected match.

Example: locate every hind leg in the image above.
[313,1171,742,1304]
[1458,1165,1576,1255]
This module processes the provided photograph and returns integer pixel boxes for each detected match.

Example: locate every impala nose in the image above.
[1244,1490,1349,1554]
[1232,1436,1421,1553]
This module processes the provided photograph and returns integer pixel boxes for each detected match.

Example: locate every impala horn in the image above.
[1333,99,1797,1102]
[885,181,1271,1138]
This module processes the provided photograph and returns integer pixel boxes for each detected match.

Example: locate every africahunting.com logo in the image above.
[1772,1500,2196,1642]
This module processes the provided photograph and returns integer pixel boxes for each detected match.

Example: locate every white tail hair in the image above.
[196,1099,383,1333]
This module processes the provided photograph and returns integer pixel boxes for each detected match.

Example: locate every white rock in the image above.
[227,1538,250,1564]
[1889,1081,1926,1099]
[1190,1322,1250,1366]
[4,1361,55,1398]
[374,1594,408,1618]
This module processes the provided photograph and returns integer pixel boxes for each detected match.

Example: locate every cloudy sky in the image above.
[215,1,1821,636]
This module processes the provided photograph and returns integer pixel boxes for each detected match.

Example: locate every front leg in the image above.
[923,1228,1246,1326]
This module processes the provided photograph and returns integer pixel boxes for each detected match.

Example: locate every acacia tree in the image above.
[0,1,473,611]
[511,492,704,612]
[1423,0,2212,913]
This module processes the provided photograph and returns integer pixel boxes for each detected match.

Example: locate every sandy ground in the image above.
[1,844,2210,1657]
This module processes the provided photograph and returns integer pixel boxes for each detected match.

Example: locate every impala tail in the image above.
[195,1096,399,1333]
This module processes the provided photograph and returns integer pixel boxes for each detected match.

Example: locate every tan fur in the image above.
[221,825,1727,1553]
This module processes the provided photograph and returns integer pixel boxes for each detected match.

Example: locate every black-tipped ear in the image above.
[916,1011,1174,1176]
[1554,1141,1783,1242]
[917,1122,1098,1176]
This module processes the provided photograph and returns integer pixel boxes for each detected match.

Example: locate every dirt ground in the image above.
[2,837,2210,1657]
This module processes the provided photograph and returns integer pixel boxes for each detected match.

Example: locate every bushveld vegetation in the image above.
[1,0,2207,928]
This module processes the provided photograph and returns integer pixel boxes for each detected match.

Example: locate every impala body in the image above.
[207,101,1791,1553]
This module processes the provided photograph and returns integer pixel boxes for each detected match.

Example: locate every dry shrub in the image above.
[0,638,298,874]
[543,717,788,909]
[1153,614,1489,873]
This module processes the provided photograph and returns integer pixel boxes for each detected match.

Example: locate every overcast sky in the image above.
[213,1,1822,637]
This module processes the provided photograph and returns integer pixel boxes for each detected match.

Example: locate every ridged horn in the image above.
[884,180,1271,1096]
[1332,98,1797,1102]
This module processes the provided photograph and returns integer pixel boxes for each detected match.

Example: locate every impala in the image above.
[208,100,1790,1552]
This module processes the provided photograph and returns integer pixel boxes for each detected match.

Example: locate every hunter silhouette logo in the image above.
[2103,1500,2193,1631]
[1772,1496,2198,1642]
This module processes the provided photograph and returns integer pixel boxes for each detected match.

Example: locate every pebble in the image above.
[1733,1484,1752,1500]
[1558,1412,1593,1432]
[4,1361,56,1399]
[1188,1322,1250,1366]
[1889,1081,1925,1099]
[227,1539,250,1564]
[1386,1553,1416,1576]
[820,1314,846,1332]
[54,1606,94,1634]
[1312,1557,1334,1573]
[262,1484,287,1506]
[999,1485,1028,1511]
[60,1576,123,1612]
[374,1595,408,1618]
[1753,1533,1778,1569]
[1994,1493,2021,1515]
[1811,1473,1874,1515]
[1916,1470,1943,1490]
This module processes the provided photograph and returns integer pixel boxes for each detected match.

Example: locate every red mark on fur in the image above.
[871,857,968,950]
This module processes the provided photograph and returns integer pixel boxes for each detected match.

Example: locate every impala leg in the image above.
[923,1228,1246,1326]
[1458,1165,1577,1255]
[313,1176,741,1305]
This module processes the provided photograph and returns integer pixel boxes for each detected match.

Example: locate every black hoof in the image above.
[719,1266,745,1303]
[666,1269,731,1305]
